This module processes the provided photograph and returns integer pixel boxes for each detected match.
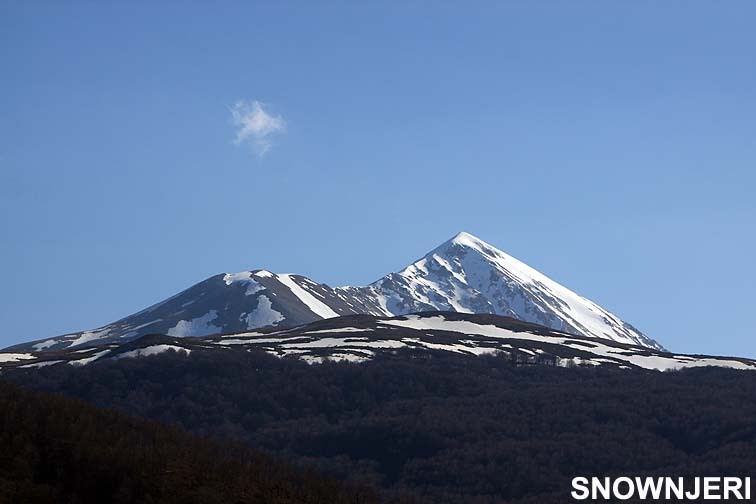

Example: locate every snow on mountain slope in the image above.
[5,232,662,352]
[1,313,751,372]
[276,274,340,318]
[360,232,661,350]
[5,270,366,352]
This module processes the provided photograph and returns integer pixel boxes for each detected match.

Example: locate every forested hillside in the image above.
[8,349,756,503]
[0,379,399,504]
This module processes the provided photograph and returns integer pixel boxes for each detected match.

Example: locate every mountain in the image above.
[5,313,756,504]
[5,232,662,352]
[2,312,752,372]
[361,232,659,348]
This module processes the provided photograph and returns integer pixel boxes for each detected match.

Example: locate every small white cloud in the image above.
[230,100,285,156]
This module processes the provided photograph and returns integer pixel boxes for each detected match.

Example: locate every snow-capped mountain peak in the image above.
[368,232,661,350]
[448,230,491,248]
[6,232,662,352]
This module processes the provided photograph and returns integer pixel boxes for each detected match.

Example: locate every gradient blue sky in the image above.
[2,2,754,356]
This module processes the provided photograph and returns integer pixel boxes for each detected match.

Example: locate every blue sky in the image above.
[1,2,754,356]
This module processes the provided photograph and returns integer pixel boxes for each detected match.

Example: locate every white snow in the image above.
[15,232,661,354]
[0,353,35,363]
[299,352,373,365]
[381,315,756,372]
[69,349,110,367]
[32,339,57,351]
[18,232,661,352]
[9,234,751,372]
[129,319,163,332]
[214,337,300,345]
[6,311,752,372]
[117,345,191,359]
[277,274,340,319]
[220,331,264,338]
[558,357,603,367]
[370,288,394,316]
[359,232,661,350]
[244,295,284,328]
[223,271,265,295]
[224,271,252,285]
[281,337,407,350]
[299,327,366,335]
[517,348,537,356]
[326,352,372,363]
[19,360,64,369]
[69,327,113,348]
[401,337,500,356]
[446,232,654,347]
[166,310,220,337]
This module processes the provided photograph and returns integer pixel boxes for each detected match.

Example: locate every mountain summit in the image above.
[8,232,662,352]
[364,232,659,349]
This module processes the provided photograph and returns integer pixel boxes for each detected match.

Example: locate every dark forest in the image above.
[7,349,756,503]
[0,379,400,504]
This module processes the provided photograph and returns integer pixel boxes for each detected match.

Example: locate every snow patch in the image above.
[0,353,35,363]
[167,310,220,337]
[224,271,265,295]
[277,274,340,319]
[117,345,191,359]
[244,295,284,328]
[32,339,57,351]
[69,350,111,367]
[300,327,366,335]
[19,360,64,369]
[281,337,407,350]
[382,315,755,371]
[129,319,163,332]
[69,328,113,348]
